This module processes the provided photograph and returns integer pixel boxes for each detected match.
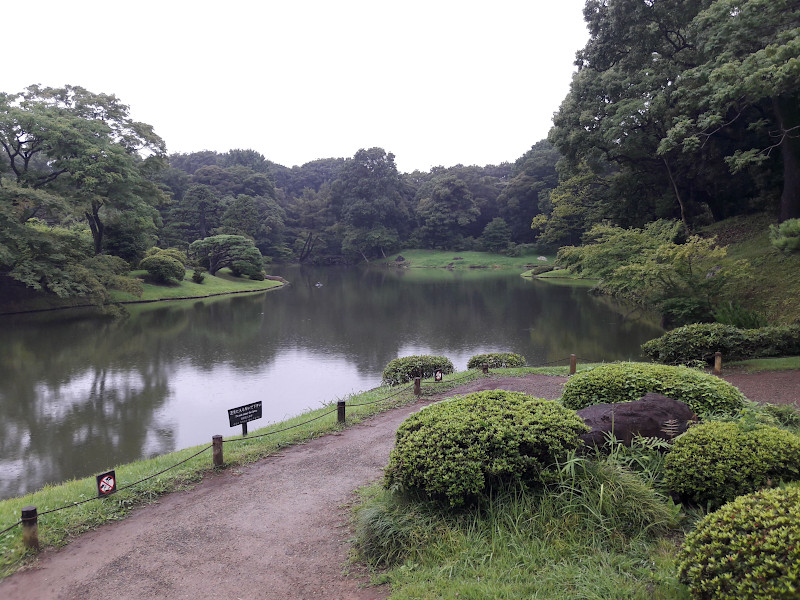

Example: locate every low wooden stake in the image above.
[713,352,722,376]
[21,506,39,551]
[212,435,224,468]
[482,363,489,375]
[337,401,346,424]
[570,354,577,375]
[414,377,421,396]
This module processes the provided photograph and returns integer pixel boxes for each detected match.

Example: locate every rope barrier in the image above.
[347,384,411,407]
[0,520,22,536]
[37,444,213,518]
[222,408,338,442]
[0,444,214,537]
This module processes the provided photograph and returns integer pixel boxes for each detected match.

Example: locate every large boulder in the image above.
[576,393,696,448]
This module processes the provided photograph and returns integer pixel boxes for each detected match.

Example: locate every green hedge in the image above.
[381,355,454,386]
[678,484,800,599]
[384,390,588,507]
[560,362,747,416]
[663,421,800,509]
[641,322,800,364]
[466,352,526,369]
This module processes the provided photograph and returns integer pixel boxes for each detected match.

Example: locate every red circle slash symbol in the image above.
[99,475,115,494]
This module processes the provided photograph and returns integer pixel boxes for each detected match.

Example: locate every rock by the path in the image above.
[576,393,696,448]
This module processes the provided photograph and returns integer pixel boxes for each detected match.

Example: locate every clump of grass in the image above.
[352,451,686,599]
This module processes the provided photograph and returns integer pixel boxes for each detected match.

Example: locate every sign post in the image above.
[227,401,263,437]
[96,470,117,498]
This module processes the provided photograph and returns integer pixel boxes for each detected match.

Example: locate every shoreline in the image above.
[0,278,289,318]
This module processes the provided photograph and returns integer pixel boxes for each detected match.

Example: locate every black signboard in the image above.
[96,470,117,497]
[228,401,263,428]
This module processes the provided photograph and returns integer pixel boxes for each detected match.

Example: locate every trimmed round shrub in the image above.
[381,355,454,386]
[384,390,589,506]
[466,352,526,369]
[560,362,747,416]
[139,254,186,284]
[191,269,205,284]
[664,421,800,509]
[642,322,800,365]
[678,485,800,599]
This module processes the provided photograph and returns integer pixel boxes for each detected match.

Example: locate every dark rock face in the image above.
[576,393,696,448]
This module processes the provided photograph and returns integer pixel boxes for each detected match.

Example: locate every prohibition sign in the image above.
[96,470,117,496]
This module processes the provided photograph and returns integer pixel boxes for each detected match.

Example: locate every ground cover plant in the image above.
[384,390,588,506]
[560,362,747,416]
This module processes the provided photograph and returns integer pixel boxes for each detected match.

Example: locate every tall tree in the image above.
[415,175,480,249]
[659,0,800,220]
[0,85,167,255]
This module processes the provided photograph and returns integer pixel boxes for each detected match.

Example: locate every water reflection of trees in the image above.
[0,318,177,498]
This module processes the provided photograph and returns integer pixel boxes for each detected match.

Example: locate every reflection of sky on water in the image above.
[155,349,381,450]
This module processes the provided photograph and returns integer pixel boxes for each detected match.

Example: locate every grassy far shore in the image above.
[109,268,285,303]
[380,249,555,270]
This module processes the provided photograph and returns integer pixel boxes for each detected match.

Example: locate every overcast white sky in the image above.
[5,1,589,173]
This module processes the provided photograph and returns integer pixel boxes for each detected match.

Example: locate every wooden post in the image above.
[337,400,346,424]
[713,352,722,376]
[21,506,39,551]
[414,377,421,396]
[482,363,489,375]
[212,435,224,468]
[570,354,577,375]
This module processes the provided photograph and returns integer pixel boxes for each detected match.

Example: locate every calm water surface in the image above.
[0,266,662,498]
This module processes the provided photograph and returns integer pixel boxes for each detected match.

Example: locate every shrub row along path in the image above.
[1,372,794,599]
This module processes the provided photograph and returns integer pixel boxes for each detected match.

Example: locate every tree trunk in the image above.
[774,96,800,222]
[663,157,689,230]
[85,201,104,255]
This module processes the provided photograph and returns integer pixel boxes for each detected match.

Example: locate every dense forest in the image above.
[1,0,798,308]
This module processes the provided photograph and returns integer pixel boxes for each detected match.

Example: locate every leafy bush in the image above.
[384,390,588,506]
[770,218,800,253]
[664,421,800,509]
[560,362,747,416]
[642,323,800,364]
[381,355,454,386]
[678,484,800,599]
[712,301,768,328]
[531,265,555,276]
[191,269,205,284]
[657,296,714,328]
[139,254,185,284]
[466,352,526,369]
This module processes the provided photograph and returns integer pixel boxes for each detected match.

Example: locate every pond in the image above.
[0,265,663,499]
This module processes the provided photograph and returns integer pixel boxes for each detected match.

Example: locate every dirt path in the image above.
[0,372,795,599]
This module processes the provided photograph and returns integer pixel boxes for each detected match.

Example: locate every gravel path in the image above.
[0,372,795,599]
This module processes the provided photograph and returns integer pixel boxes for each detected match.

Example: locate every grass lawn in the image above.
[110,268,284,303]
[380,249,555,270]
